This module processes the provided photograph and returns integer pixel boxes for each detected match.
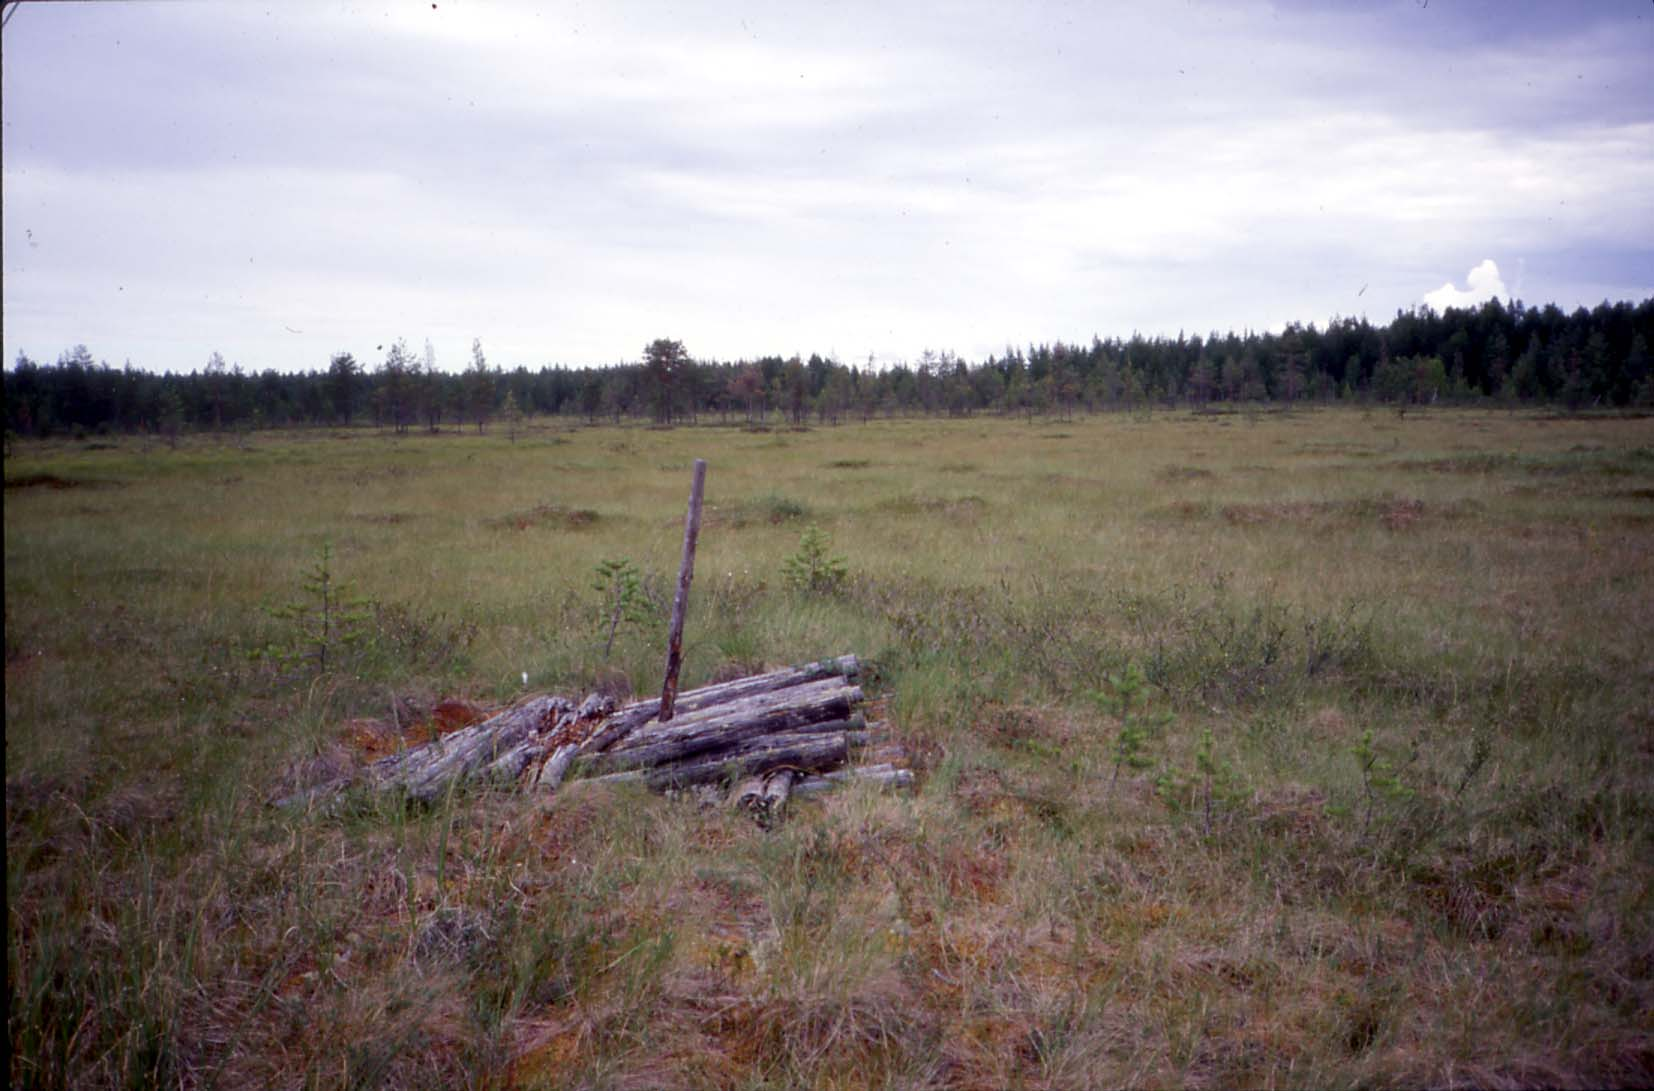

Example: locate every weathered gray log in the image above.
[612,677,860,752]
[598,655,860,743]
[759,770,794,828]
[792,764,915,796]
[487,696,618,784]
[369,696,566,776]
[582,769,646,786]
[733,775,769,818]
[382,695,569,804]
[533,742,581,793]
[580,682,861,775]
[485,738,553,783]
[272,694,572,807]
[271,657,891,809]
[581,723,856,787]
[643,732,849,790]
[734,770,794,828]
[659,458,708,722]
[676,725,854,770]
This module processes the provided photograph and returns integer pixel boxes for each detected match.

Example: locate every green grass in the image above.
[6,408,1654,1087]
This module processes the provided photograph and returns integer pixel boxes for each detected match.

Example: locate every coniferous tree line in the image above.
[5,297,1652,439]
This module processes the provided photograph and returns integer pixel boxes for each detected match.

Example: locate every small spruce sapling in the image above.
[500,390,525,443]
[781,524,847,595]
[262,542,373,675]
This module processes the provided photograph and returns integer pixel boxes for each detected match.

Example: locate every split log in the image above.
[484,738,552,784]
[272,694,570,807]
[760,770,794,827]
[389,693,622,804]
[533,743,581,793]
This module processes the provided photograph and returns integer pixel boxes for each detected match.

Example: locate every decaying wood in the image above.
[760,770,794,827]
[642,730,848,789]
[734,770,794,829]
[606,678,860,754]
[387,696,569,804]
[583,696,863,777]
[733,775,769,814]
[273,653,906,814]
[600,655,860,740]
[792,764,914,795]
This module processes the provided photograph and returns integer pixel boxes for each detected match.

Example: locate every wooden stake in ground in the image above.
[659,458,707,722]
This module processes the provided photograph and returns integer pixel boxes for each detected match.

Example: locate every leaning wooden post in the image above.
[659,458,707,722]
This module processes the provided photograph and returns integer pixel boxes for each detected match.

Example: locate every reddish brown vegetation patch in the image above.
[490,504,601,531]
[1211,496,1458,530]
[431,698,488,733]
[6,473,93,490]
[979,703,1076,750]
[343,699,489,759]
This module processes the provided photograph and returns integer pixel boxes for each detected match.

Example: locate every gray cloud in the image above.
[3,0,1652,373]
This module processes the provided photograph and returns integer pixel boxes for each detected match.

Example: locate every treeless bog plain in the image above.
[6,407,1652,1087]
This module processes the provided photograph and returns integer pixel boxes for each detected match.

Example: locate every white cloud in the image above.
[3,3,1651,371]
[1423,260,1508,313]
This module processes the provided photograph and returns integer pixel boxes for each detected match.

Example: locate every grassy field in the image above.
[6,407,1653,1089]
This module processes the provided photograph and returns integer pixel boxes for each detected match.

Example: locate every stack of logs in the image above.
[277,655,909,823]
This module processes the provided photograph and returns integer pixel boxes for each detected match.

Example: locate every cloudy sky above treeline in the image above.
[3,0,1652,374]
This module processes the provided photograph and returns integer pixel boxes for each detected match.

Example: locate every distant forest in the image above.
[5,297,1652,439]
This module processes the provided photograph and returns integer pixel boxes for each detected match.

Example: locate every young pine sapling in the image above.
[781,524,848,596]
[594,557,650,658]
[1352,727,1414,838]
[1089,661,1172,797]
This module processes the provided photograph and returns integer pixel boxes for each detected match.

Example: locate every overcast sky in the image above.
[4,1,1652,375]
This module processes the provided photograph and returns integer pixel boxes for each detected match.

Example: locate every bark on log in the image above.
[759,770,794,828]
[376,695,569,804]
[598,655,859,742]
[733,775,769,815]
[643,732,849,790]
[272,655,899,810]
[734,770,794,828]
[792,764,915,796]
[485,738,552,783]
[533,742,582,793]
[611,677,861,752]
[578,683,860,776]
